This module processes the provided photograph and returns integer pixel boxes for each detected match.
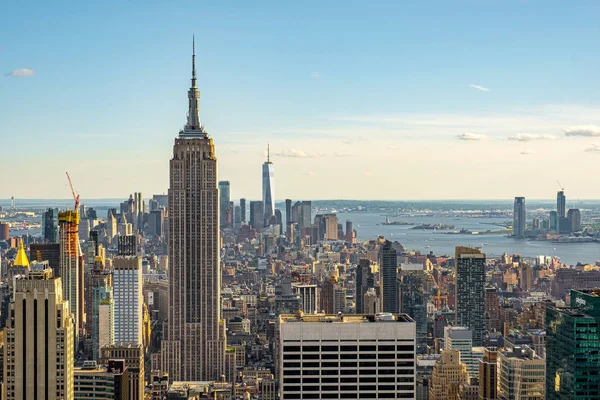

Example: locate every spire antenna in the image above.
[267,142,270,163]
[192,35,197,85]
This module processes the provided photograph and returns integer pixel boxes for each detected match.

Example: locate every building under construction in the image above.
[59,209,83,337]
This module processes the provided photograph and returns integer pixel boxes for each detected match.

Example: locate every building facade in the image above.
[381,240,399,313]
[3,269,75,399]
[278,313,416,399]
[59,209,82,337]
[262,145,275,226]
[513,197,526,238]
[113,256,143,344]
[455,246,486,346]
[161,40,226,382]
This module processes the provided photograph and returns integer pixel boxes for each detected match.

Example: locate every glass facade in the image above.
[546,289,600,399]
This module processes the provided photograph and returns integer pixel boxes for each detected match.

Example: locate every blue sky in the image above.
[3,1,600,200]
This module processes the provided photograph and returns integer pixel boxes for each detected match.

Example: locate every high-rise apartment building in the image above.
[291,283,319,314]
[29,243,60,278]
[356,258,376,314]
[3,269,75,399]
[300,201,311,230]
[323,214,339,240]
[546,289,600,399]
[513,197,526,238]
[262,144,275,225]
[479,347,497,400]
[59,209,82,337]
[285,199,292,225]
[549,210,558,231]
[278,313,416,399]
[381,240,399,313]
[429,350,469,400]
[455,246,486,346]
[43,207,60,243]
[219,181,231,229]
[557,190,566,218]
[113,256,143,344]
[161,40,225,382]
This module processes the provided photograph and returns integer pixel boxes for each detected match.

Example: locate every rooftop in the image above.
[280,312,414,324]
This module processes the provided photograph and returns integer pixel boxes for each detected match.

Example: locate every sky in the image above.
[3,1,600,201]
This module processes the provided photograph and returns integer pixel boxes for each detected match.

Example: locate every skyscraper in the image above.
[43,207,59,243]
[549,210,558,231]
[546,289,600,399]
[557,190,566,219]
[567,208,581,232]
[455,246,486,346]
[249,200,264,231]
[381,240,399,313]
[3,269,75,399]
[161,39,225,382]
[262,143,275,225]
[285,199,292,225]
[219,181,231,229]
[479,348,498,400]
[113,256,143,344]
[513,196,526,238]
[59,208,82,338]
[240,198,246,222]
[300,201,311,230]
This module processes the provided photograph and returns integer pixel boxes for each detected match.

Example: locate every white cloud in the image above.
[584,144,600,152]
[5,68,34,77]
[520,150,536,155]
[333,152,355,157]
[564,125,600,137]
[305,171,315,176]
[342,139,353,144]
[508,133,557,141]
[468,84,489,92]
[275,149,322,158]
[310,72,322,79]
[457,133,486,141]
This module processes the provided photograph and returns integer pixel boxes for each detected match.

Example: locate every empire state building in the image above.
[161,39,226,382]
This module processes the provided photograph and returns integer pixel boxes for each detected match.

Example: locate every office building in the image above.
[557,190,566,219]
[161,40,226,382]
[43,207,60,243]
[444,326,481,379]
[552,269,600,298]
[240,198,246,222]
[90,263,113,360]
[149,209,165,237]
[3,269,74,399]
[356,259,376,314]
[285,199,292,226]
[497,345,545,400]
[219,181,231,229]
[101,343,144,400]
[233,205,241,226]
[262,144,275,225]
[567,208,581,232]
[301,201,311,230]
[513,197,526,238]
[74,360,129,400]
[59,209,82,337]
[479,347,497,400]
[113,256,143,344]
[455,247,486,346]
[381,240,399,313]
[546,289,600,399]
[291,283,319,314]
[29,243,60,278]
[118,235,137,256]
[324,214,338,240]
[429,350,469,400]
[278,313,416,399]
[250,200,264,231]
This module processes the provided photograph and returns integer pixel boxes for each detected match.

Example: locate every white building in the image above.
[113,256,143,344]
[292,283,319,314]
[444,326,483,379]
[278,313,416,399]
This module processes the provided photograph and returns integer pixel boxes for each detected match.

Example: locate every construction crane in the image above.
[429,270,446,310]
[66,172,80,211]
[557,180,564,191]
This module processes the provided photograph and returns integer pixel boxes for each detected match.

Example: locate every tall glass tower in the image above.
[262,144,275,226]
[161,38,225,382]
[454,246,486,346]
[513,197,526,238]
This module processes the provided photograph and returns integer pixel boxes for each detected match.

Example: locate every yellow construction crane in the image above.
[66,172,80,211]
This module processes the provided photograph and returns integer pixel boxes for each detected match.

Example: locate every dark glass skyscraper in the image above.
[454,246,486,346]
[240,198,246,222]
[557,190,566,219]
[218,181,231,229]
[42,207,59,243]
[381,240,399,313]
[546,289,600,400]
[513,197,526,238]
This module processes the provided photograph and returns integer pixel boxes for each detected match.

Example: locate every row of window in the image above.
[284,353,413,360]
[284,376,414,384]
[284,361,414,368]
[283,391,413,399]
[283,345,414,352]
[283,369,415,376]
[283,385,414,392]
